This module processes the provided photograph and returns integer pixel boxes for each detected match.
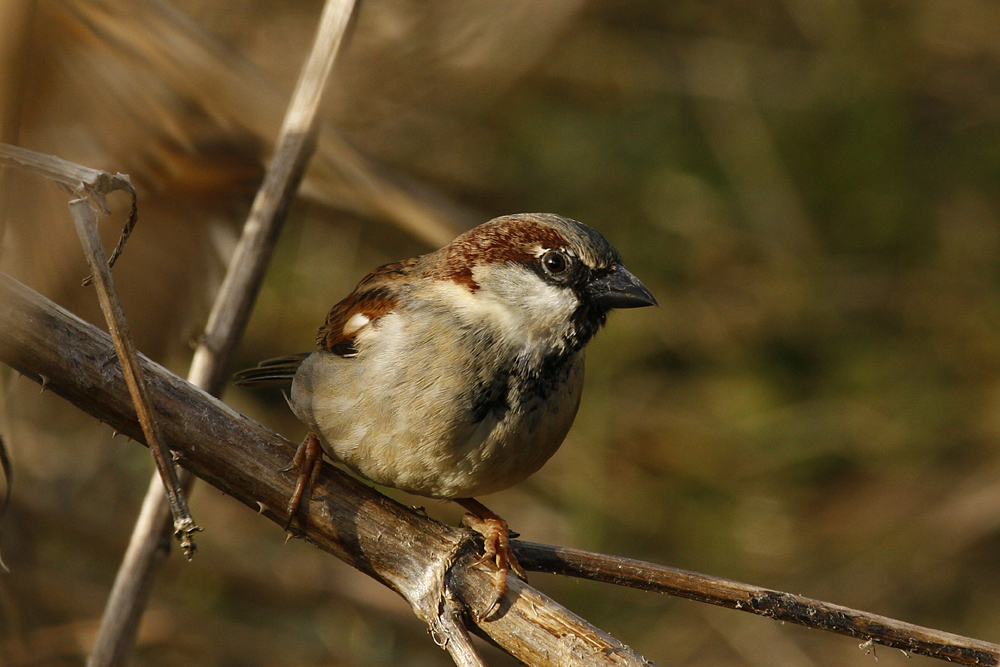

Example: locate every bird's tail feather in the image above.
[232,353,309,387]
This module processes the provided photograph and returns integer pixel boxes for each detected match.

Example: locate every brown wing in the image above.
[316,257,419,355]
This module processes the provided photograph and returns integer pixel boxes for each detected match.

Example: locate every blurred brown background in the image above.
[3,0,1000,665]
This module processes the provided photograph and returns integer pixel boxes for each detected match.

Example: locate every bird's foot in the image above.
[281,432,323,533]
[456,498,527,618]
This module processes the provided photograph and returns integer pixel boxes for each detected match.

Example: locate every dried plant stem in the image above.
[516,543,1000,665]
[0,142,195,551]
[87,2,358,666]
[187,0,357,393]
[69,197,199,554]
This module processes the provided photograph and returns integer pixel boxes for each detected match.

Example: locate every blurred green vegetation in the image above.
[4,0,1000,665]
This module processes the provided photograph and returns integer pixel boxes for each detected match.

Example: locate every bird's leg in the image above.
[455,497,527,616]
[282,431,323,531]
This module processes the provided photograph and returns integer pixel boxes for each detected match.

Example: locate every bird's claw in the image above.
[283,432,323,532]
[461,511,527,618]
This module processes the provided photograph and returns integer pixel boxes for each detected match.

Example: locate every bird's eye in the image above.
[541,250,569,275]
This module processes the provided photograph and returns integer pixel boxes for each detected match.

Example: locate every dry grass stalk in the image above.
[87,1,361,666]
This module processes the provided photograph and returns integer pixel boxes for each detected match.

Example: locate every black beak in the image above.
[587,264,657,309]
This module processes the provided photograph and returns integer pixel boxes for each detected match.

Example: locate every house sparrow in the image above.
[235,213,655,604]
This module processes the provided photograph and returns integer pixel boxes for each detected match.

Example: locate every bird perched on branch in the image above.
[235,212,656,609]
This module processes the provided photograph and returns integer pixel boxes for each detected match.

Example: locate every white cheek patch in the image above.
[343,312,371,336]
[469,263,580,340]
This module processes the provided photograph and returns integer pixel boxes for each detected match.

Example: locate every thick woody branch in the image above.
[0,271,654,667]
[6,270,998,666]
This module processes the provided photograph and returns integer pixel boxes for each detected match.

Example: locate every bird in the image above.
[234,212,656,607]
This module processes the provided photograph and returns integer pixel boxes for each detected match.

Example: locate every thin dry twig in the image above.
[0,142,198,556]
[516,541,1000,666]
[88,2,359,666]
[68,197,200,555]
[0,270,656,667]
